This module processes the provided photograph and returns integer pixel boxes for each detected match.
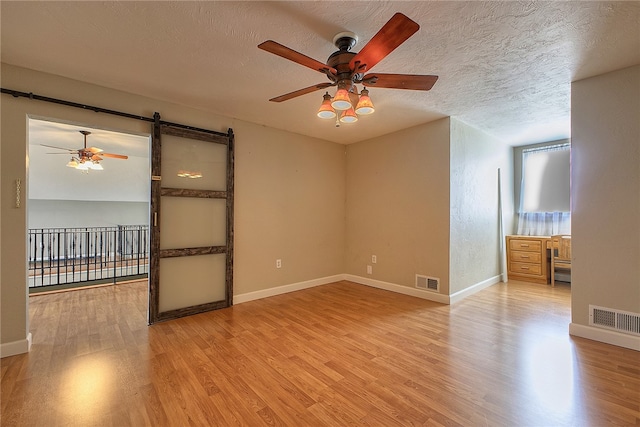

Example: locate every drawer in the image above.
[509,239,542,252]
[510,250,542,263]
[509,262,542,275]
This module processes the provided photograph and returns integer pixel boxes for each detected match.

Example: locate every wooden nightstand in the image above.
[506,235,550,284]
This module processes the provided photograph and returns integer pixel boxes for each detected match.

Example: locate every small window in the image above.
[521,144,570,213]
[517,143,571,235]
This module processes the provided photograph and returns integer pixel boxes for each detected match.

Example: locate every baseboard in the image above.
[449,274,502,304]
[344,274,450,304]
[569,323,640,351]
[0,332,32,358]
[233,274,345,304]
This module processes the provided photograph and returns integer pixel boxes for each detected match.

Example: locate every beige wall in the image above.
[571,65,640,326]
[234,121,346,291]
[449,118,514,294]
[345,118,452,294]
[1,64,346,351]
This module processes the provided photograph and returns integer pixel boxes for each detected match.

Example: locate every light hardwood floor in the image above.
[2,280,638,426]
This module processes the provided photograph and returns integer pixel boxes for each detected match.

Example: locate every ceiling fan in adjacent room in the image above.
[42,130,128,171]
[258,12,438,125]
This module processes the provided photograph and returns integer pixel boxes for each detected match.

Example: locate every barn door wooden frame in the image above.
[149,112,234,324]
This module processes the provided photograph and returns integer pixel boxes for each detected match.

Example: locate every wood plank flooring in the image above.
[2,280,638,426]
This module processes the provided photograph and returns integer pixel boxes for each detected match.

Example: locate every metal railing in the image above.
[28,225,149,290]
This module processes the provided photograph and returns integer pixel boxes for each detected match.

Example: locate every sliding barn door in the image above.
[149,113,234,324]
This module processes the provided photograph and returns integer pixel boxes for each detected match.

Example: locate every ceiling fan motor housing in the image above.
[332,31,358,51]
[328,32,363,88]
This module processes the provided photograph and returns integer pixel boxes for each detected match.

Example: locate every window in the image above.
[516,143,571,235]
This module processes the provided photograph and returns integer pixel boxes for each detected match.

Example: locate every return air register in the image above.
[416,275,440,292]
[589,305,640,336]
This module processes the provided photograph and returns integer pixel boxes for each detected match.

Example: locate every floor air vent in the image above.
[416,275,439,292]
[590,305,640,336]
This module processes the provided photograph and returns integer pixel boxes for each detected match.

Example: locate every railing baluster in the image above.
[137,226,141,275]
[93,229,98,281]
[113,227,117,281]
[54,231,60,286]
[27,225,148,290]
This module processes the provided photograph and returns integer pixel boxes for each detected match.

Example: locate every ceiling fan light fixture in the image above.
[177,170,203,179]
[88,161,103,171]
[76,161,89,171]
[317,92,336,119]
[66,158,79,168]
[339,107,358,124]
[355,88,375,115]
[331,88,352,111]
[258,14,438,128]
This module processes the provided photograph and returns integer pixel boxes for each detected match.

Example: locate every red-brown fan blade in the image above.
[87,146,104,154]
[363,73,438,91]
[100,153,128,160]
[269,82,335,103]
[349,13,419,73]
[91,155,103,161]
[259,40,337,75]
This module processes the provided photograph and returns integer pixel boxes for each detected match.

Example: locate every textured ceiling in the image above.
[2,1,639,145]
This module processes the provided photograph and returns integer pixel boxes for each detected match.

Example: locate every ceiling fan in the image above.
[42,130,128,171]
[258,12,438,121]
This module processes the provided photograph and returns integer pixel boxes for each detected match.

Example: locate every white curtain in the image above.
[516,143,571,236]
[516,212,571,236]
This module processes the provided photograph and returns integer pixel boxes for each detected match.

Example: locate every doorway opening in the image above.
[27,117,151,295]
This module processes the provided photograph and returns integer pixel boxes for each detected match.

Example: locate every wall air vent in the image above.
[416,275,439,292]
[589,305,640,336]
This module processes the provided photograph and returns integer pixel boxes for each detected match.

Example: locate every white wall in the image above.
[449,118,514,294]
[570,65,640,348]
[28,200,148,228]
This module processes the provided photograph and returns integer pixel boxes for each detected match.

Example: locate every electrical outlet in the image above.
[367,265,372,275]
[372,255,377,264]
[276,259,282,269]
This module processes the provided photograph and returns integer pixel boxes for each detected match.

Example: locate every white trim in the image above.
[449,275,502,304]
[569,323,640,351]
[0,332,32,358]
[233,274,345,304]
[344,274,450,304]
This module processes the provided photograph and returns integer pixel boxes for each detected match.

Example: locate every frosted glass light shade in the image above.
[331,88,352,110]
[66,159,78,168]
[340,108,358,123]
[317,93,336,119]
[355,88,375,115]
[76,162,89,170]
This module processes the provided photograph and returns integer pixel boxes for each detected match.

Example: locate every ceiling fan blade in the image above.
[40,144,75,152]
[269,82,335,102]
[100,153,128,160]
[91,155,103,161]
[87,147,104,154]
[259,40,337,75]
[363,73,438,91]
[349,13,420,73]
